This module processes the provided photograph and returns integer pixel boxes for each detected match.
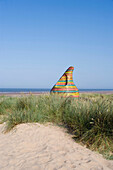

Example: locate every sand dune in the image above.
[0,123,113,170]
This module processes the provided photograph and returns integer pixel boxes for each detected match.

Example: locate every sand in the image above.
[0,91,113,97]
[0,92,49,97]
[0,123,113,170]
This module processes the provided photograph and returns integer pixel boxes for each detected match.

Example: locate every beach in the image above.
[0,92,113,169]
[0,91,113,97]
[1,0,113,169]
[0,123,113,170]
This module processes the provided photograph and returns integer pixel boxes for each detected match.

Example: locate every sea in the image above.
[0,88,113,93]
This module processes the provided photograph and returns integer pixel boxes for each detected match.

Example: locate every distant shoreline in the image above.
[0,92,49,97]
[79,91,113,94]
[0,91,113,96]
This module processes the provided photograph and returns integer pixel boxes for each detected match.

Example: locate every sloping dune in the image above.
[0,123,113,170]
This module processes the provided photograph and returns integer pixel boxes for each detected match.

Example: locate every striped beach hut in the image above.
[50,66,79,97]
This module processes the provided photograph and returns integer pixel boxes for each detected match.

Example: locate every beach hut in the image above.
[50,66,79,97]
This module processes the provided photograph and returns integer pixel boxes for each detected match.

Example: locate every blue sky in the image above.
[0,0,113,89]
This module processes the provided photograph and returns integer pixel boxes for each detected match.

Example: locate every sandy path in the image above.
[0,123,113,170]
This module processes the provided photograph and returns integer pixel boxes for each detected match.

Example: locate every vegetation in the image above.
[0,93,113,159]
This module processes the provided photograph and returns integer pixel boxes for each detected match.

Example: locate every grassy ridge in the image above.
[0,93,113,159]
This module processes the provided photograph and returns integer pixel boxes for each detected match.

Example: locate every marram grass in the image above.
[0,93,113,159]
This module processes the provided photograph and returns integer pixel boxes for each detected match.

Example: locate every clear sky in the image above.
[0,0,113,89]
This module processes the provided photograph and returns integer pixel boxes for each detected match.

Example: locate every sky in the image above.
[0,0,113,89]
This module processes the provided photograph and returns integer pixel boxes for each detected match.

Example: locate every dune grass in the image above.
[0,93,113,159]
